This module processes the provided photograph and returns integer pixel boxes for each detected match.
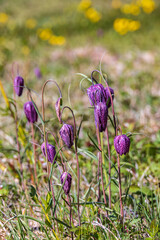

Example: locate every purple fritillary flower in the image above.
[114,134,130,156]
[87,83,107,106]
[60,172,72,195]
[105,87,114,108]
[34,67,42,79]
[24,101,38,123]
[41,142,56,164]
[94,102,108,132]
[59,124,74,148]
[55,97,62,124]
[14,76,24,97]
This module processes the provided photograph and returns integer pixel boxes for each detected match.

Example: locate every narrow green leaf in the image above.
[54,217,71,228]
[87,132,101,152]
[81,185,92,217]
[53,173,69,217]
[78,148,98,161]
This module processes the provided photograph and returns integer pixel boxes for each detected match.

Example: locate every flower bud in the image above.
[105,87,114,108]
[59,124,74,148]
[14,75,24,97]
[41,142,56,163]
[60,172,72,195]
[55,97,62,124]
[114,134,130,156]
[87,84,106,106]
[24,101,38,123]
[94,102,108,132]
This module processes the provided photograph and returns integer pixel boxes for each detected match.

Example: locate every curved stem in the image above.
[91,70,99,85]
[12,68,24,191]
[116,125,122,136]
[61,106,81,227]
[42,80,62,186]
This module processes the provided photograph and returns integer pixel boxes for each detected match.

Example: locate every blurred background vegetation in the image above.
[0,0,160,136]
[0,0,160,66]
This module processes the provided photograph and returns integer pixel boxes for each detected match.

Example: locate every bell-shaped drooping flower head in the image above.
[114,134,130,156]
[105,87,114,108]
[60,172,72,195]
[87,84,107,106]
[94,102,108,132]
[14,76,24,97]
[59,124,74,148]
[41,142,56,164]
[24,101,38,123]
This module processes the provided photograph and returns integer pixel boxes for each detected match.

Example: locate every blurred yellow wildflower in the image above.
[114,18,141,35]
[38,28,52,41]
[121,3,140,15]
[111,0,122,9]
[21,46,30,55]
[128,20,141,31]
[25,18,37,29]
[0,13,8,24]
[139,0,155,14]
[0,163,6,171]
[78,0,92,11]
[49,35,66,46]
[85,7,101,22]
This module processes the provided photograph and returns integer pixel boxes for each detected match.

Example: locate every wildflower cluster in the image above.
[11,66,132,222]
[114,18,141,35]
[78,0,101,23]
[113,0,156,35]
[121,0,156,15]
[11,69,76,200]
[0,12,66,60]
[4,61,158,238]
[37,28,66,46]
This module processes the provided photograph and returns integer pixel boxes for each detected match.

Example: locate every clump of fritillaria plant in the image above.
[86,69,131,223]
[8,63,133,237]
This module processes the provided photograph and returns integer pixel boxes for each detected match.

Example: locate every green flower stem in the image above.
[96,128,107,209]
[100,132,109,199]
[31,123,38,189]
[106,127,112,209]
[117,153,123,224]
